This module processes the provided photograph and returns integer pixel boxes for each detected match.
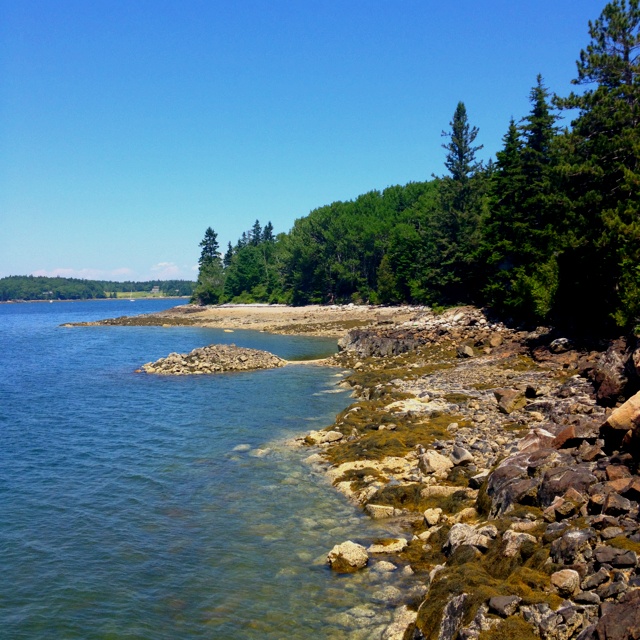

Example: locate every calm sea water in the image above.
[0,300,415,639]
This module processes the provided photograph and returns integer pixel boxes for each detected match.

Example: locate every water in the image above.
[0,300,416,639]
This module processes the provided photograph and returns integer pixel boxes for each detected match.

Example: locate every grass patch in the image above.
[605,536,640,553]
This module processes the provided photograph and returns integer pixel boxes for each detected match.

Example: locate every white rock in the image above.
[550,569,581,596]
[327,541,369,572]
[423,507,443,527]
[367,538,408,554]
[418,450,454,475]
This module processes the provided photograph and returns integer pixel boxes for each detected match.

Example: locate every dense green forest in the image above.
[193,0,640,333]
[0,276,195,301]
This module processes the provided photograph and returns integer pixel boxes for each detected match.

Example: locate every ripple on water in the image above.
[0,301,419,639]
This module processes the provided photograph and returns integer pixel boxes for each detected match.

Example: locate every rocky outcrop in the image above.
[138,344,286,375]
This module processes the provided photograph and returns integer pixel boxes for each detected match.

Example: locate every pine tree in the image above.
[192,227,224,304]
[223,242,234,268]
[555,0,640,329]
[481,77,563,321]
[198,227,220,268]
[425,102,486,304]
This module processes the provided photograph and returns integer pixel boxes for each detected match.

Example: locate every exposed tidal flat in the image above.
[0,300,417,639]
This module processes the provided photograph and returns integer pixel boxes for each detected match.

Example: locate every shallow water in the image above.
[0,300,416,639]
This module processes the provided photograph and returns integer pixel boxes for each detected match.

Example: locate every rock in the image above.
[321,430,344,443]
[450,446,474,466]
[494,388,527,414]
[371,560,397,573]
[582,567,610,590]
[602,492,632,516]
[550,569,581,596]
[550,338,572,353]
[365,504,397,519]
[382,605,417,640]
[600,390,640,452]
[443,523,492,555]
[457,345,474,358]
[488,595,521,617]
[594,590,640,639]
[469,470,490,489]
[140,343,286,375]
[327,541,368,572]
[489,333,503,348]
[591,339,629,406]
[594,545,638,568]
[436,593,468,640]
[367,538,408,554]
[550,528,596,565]
[502,530,537,557]
[423,507,443,527]
[418,450,454,475]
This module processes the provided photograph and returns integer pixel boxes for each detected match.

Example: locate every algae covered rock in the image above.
[327,540,368,572]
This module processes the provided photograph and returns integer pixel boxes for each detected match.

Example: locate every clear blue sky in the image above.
[1,0,606,281]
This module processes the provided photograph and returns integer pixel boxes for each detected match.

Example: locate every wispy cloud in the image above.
[149,262,181,279]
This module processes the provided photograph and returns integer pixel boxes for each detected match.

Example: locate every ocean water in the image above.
[0,300,416,639]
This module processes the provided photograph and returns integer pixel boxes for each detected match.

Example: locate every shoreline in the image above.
[72,302,640,639]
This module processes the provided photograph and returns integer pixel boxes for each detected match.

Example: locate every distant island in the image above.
[0,275,195,302]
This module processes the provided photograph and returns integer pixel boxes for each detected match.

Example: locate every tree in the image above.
[483,77,562,320]
[198,227,220,268]
[250,220,262,246]
[442,101,483,182]
[223,242,234,268]
[424,102,487,304]
[192,227,224,304]
[554,0,640,329]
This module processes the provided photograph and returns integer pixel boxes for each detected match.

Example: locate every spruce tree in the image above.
[555,0,640,329]
[192,227,224,305]
[426,102,486,304]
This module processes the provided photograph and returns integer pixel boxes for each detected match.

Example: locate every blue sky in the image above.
[1,0,607,281]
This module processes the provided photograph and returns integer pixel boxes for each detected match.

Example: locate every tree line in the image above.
[193,0,640,333]
[0,276,195,301]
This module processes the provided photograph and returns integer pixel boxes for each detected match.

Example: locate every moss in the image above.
[335,467,385,492]
[476,478,492,517]
[413,530,562,639]
[478,617,538,640]
[605,536,640,553]
[326,410,466,464]
[444,393,470,405]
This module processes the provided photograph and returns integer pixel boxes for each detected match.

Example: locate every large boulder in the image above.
[600,390,640,454]
[590,339,629,406]
[327,541,368,572]
[594,589,640,640]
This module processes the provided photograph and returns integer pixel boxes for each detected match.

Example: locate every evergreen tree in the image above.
[483,77,562,320]
[262,221,274,243]
[192,227,224,304]
[223,242,234,268]
[555,0,640,329]
[250,220,262,246]
[198,227,220,268]
[425,102,486,304]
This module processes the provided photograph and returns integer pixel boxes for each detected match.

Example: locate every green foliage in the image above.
[193,226,224,304]
[0,276,195,301]
[188,2,640,332]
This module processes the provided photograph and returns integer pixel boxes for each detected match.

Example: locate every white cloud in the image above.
[149,262,181,279]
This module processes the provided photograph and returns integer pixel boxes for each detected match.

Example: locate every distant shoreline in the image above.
[0,296,190,304]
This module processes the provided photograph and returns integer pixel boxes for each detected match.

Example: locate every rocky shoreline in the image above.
[72,302,640,639]
[293,306,640,640]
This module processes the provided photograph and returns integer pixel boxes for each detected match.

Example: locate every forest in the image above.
[0,276,195,301]
[197,0,639,333]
